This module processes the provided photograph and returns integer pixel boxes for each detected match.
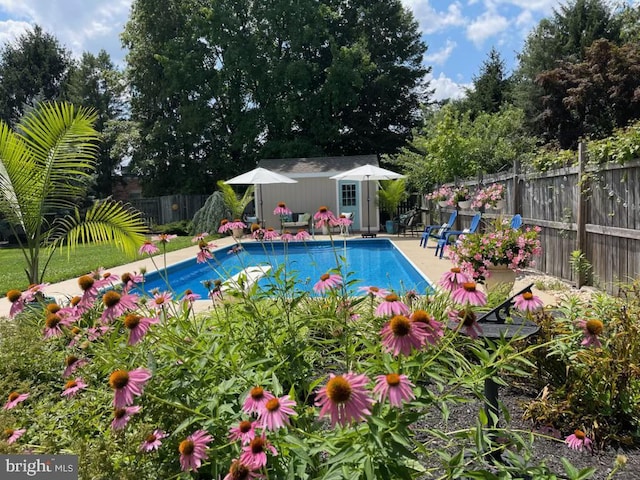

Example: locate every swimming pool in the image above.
[140,239,431,297]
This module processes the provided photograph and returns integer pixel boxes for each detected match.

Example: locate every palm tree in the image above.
[0,101,148,284]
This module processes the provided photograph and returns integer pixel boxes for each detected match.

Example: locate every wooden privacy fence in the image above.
[129,194,208,227]
[429,143,640,294]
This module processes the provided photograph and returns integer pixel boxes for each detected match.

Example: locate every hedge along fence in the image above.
[431,143,640,294]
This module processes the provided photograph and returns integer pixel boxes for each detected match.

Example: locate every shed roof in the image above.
[258,155,378,177]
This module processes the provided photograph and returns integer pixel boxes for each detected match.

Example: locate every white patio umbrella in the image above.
[224,167,298,225]
[330,164,405,237]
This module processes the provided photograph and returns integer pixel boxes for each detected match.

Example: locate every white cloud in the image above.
[0,0,132,63]
[466,11,510,46]
[427,72,470,101]
[0,19,31,46]
[402,1,466,35]
[425,39,457,66]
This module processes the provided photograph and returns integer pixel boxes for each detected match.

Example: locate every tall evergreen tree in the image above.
[461,48,511,118]
[0,25,72,125]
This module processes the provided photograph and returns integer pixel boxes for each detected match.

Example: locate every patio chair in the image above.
[510,214,522,230]
[435,212,482,258]
[419,210,457,248]
[396,209,422,237]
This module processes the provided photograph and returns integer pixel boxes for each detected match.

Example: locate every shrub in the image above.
[154,220,192,236]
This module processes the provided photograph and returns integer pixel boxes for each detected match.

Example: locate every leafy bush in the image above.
[0,239,601,479]
[523,281,640,447]
[154,220,192,236]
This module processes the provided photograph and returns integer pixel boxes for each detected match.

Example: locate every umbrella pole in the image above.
[362,176,376,238]
[259,184,264,228]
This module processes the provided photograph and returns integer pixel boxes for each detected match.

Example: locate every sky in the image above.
[0,0,636,101]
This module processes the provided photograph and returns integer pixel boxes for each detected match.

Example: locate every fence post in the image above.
[512,158,521,215]
[576,142,588,288]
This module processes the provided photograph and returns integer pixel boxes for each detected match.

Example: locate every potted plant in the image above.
[378,179,408,234]
[217,180,254,237]
[472,183,505,210]
[426,185,454,208]
[447,219,542,290]
[452,186,472,209]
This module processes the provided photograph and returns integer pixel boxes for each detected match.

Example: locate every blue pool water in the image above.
[140,239,431,297]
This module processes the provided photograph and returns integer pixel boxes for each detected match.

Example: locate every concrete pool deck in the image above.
[0,232,556,317]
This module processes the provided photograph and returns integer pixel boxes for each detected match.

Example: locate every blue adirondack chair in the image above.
[419,210,457,248]
[510,214,522,229]
[435,213,482,258]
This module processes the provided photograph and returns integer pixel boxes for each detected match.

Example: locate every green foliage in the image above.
[0,240,592,479]
[377,179,407,217]
[154,221,192,236]
[123,0,428,194]
[190,191,227,235]
[569,250,594,286]
[0,25,72,125]
[216,180,254,219]
[459,48,512,118]
[524,281,640,446]
[0,101,148,284]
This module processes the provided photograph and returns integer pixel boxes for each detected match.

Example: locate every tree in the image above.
[0,25,72,126]
[123,0,428,194]
[64,50,128,198]
[0,102,147,284]
[461,48,512,118]
[536,39,640,148]
[513,0,622,141]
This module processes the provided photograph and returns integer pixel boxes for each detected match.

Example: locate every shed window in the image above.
[342,184,356,206]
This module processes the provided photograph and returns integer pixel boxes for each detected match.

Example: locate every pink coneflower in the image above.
[438,267,470,292]
[219,219,232,234]
[262,228,279,240]
[240,434,278,469]
[251,227,265,240]
[280,232,294,242]
[274,202,292,216]
[153,233,177,244]
[182,289,201,305]
[514,291,544,312]
[140,429,167,452]
[22,282,49,302]
[111,405,142,430]
[373,373,415,407]
[316,372,374,427]
[565,429,593,451]
[151,291,172,311]
[375,293,410,317]
[101,291,139,322]
[3,392,29,410]
[410,309,445,345]
[43,312,73,338]
[87,326,110,342]
[578,319,603,348]
[449,308,483,339]
[197,248,213,263]
[62,378,87,398]
[258,395,297,430]
[77,274,99,307]
[242,386,275,415]
[124,313,159,345]
[121,272,144,292]
[228,220,247,230]
[314,206,336,229]
[179,429,214,472]
[63,355,88,378]
[223,459,261,480]
[228,245,244,254]
[138,240,159,255]
[294,229,311,241]
[229,420,257,444]
[358,286,390,298]
[109,368,152,407]
[380,315,429,356]
[94,272,120,289]
[452,282,487,307]
[3,428,26,444]
[192,232,209,242]
[6,289,25,318]
[313,273,343,294]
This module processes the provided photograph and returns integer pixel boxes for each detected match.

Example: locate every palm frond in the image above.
[49,200,149,259]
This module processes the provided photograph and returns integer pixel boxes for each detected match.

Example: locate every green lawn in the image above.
[0,237,197,296]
